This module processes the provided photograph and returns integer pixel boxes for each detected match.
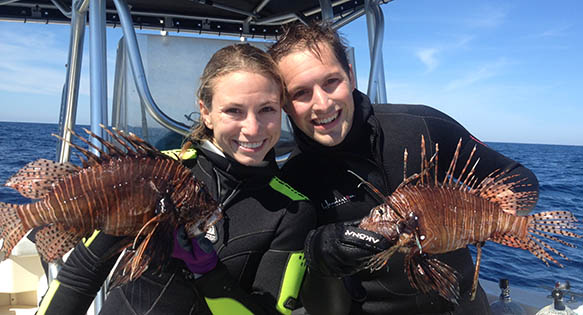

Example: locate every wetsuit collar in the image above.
[291,89,374,157]
[195,142,278,187]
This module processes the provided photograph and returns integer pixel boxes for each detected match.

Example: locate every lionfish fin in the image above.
[52,132,101,166]
[101,125,136,155]
[34,225,84,262]
[110,211,177,287]
[455,145,477,189]
[443,138,463,187]
[0,202,27,261]
[109,248,138,288]
[405,251,461,305]
[82,127,126,157]
[115,129,161,157]
[471,242,485,301]
[365,244,400,271]
[490,234,524,249]
[491,210,581,267]
[4,159,79,199]
[69,128,111,161]
[525,211,581,267]
[476,172,538,214]
[397,135,438,190]
[347,170,391,205]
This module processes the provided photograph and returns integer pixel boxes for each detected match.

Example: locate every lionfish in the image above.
[0,126,220,284]
[354,136,581,304]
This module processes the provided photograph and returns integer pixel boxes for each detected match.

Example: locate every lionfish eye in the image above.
[377,208,384,215]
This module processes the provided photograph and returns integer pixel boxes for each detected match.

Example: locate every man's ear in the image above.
[199,100,212,129]
[348,64,356,91]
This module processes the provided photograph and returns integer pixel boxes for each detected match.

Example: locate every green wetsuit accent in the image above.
[161,148,197,160]
[276,252,307,315]
[204,297,254,315]
[37,280,61,315]
[269,176,308,201]
[83,230,101,247]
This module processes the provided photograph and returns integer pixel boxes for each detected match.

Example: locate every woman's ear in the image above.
[199,100,212,129]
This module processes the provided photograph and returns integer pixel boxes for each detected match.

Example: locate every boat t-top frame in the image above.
[1,0,390,312]
[1,0,390,158]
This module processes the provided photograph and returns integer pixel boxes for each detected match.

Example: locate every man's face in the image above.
[277,44,355,147]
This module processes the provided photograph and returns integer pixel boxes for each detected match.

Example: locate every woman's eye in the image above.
[225,108,241,114]
[260,106,277,113]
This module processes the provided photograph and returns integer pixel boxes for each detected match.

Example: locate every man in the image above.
[269,23,538,314]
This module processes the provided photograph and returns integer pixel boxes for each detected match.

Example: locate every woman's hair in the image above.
[188,44,285,142]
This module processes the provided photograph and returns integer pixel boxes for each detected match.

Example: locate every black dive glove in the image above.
[304,221,393,278]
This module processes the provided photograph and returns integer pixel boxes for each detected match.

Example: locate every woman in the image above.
[37,44,316,315]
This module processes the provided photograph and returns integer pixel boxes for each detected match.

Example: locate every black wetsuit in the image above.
[281,90,539,315]
[38,144,316,315]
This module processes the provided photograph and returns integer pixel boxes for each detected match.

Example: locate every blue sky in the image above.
[1,0,581,145]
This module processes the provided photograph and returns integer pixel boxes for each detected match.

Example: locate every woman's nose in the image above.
[242,113,261,135]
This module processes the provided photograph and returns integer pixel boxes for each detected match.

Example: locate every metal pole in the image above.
[49,0,72,18]
[89,0,108,152]
[332,7,365,30]
[112,0,190,136]
[365,0,386,103]
[0,0,20,4]
[319,0,334,22]
[244,0,271,24]
[56,0,87,164]
[89,0,108,311]
[374,4,387,103]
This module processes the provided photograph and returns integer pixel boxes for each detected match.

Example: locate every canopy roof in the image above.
[0,0,381,37]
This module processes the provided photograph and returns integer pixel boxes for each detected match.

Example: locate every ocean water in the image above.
[1,121,582,298]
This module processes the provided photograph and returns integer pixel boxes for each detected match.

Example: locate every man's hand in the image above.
[304,221,393,277]
[172,226,218,276]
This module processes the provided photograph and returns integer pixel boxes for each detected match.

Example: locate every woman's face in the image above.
[200,71,282,166]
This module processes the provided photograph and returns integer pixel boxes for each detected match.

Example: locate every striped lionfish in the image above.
[354,136,582,304]
[0,126,220,284]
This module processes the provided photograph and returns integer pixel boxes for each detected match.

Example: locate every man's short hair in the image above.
[268,22,351,77]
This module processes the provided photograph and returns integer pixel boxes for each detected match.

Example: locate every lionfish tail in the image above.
[492,210,582,267]
[405,253,461,305]
[0,202,27,261]
[526,210,581,267]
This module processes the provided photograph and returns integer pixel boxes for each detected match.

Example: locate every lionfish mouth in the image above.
[185,207,223,238]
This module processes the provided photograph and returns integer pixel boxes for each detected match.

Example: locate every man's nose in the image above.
[312,85,331,110]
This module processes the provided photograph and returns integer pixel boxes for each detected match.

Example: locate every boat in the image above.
[0,1,580,314]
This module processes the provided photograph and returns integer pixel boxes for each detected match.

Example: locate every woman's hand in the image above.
[172,226,218,276]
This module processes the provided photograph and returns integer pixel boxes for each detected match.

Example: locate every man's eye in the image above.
[292,90,308,100]
[325,78,340,89]
[327,78,339,85]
